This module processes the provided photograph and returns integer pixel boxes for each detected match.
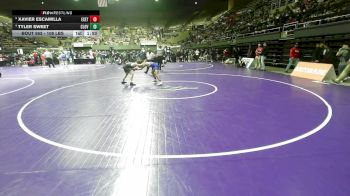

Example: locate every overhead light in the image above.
[155,0,159,2]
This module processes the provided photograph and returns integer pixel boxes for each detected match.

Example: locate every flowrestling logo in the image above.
[40,11,73,15]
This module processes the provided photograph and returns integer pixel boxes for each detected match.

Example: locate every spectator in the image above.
[336,43,350,74]
[33,51,39,65]
[232,47,242,67]
[59,52,68,66]
[223,48,231,62]
[261,42,269,71]
[254,43,263,70]
[320,42,336,66]
[333,60,350,84]
[41,53,46,66]
[194,49,200,61]
[312,43,323,63]
[285,43,301,73]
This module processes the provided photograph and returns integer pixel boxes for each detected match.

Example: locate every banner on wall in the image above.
[140,39,157,46]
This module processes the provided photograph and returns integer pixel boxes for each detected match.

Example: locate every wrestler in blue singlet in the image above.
[150,62,160,70]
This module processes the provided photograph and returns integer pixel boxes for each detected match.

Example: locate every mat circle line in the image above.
[131,80,218,100]
[17,74,332,159]
[0,78,35,96]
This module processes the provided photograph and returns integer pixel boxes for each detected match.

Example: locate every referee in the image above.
[156,46,164,70]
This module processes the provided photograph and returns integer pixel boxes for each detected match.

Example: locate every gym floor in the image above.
[0,62,349,196]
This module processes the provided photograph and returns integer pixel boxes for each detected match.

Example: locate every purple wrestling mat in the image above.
[0,63,349,196]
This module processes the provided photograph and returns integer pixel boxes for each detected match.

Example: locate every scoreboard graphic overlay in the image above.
[12,10,100,37]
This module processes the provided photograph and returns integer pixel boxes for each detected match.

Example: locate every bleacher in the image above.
[1,0,350,69]
[180,0,350,69]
